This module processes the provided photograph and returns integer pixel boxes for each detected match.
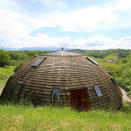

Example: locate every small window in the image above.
[52,89,59,102]
[94,85,103,97]
[111,76,117,87]
[13,82,23,96]
[87,57,99,65]
[32,57,46,67]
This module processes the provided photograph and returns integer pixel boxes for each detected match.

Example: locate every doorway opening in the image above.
[70,89,90,111]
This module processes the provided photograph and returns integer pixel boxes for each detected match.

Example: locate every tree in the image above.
[0,49,11,67]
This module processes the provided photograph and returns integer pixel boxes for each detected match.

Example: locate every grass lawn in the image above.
[0,104,131,131]
[0,66,15,88]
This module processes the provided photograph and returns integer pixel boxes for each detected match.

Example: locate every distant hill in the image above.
[72,49,131,58]
[1,47,131,59]
[0,47,72,51]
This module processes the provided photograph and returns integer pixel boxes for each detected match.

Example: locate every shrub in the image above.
[14,63,23,72]
[0,50,11,67]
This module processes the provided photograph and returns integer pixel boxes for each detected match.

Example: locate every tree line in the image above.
[0,49,49,67]
[73,49,131,58]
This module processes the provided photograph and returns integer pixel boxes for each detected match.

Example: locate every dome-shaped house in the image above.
[0,50,122,110]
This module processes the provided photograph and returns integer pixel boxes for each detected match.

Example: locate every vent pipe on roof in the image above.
[61,47,64,56]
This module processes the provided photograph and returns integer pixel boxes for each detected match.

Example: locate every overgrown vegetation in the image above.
[0,104,130,131]
[0,66,15,88]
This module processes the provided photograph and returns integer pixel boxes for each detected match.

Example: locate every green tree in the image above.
[0,50,11,67]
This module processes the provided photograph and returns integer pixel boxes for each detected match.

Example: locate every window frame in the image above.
[32,57,46,67]
[94,85,103,97]
[111,76,117,87]
[87,57,99,65]
[52,89,60,102]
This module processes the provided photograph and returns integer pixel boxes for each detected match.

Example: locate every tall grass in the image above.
[0,66,15,88]
[0,104,130,131]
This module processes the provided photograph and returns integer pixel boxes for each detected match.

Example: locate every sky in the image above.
[0,0,131,50]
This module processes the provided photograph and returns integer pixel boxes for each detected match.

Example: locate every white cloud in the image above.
[0,0,32,48]
[115,36,131,49]
[29,0,131,32]
[69,35,113,49]
[0,9,30,38]
[0,0,131,49]
[9,33,130,49]
[30,6,119,32]
[114,0,131,11]
[10,33,72,48]
[33,0,67,9]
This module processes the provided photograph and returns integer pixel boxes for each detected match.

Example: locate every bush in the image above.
[0,50,11,67]
[14,63,23,72]
[116,80,130,92]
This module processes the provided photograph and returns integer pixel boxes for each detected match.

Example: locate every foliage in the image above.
[14,63,23,72]
[73,49,131,58]
[0,50,49,67]
[92,53,131,95]
[102,53,118,61]
[0,66,15,88]
[0,104,130,131]
[0,50,11,67]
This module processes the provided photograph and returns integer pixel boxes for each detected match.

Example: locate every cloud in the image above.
[115,36,131,49]
[0,0,131,49]
[0,1,31,36]
[6,33,71,48]
[114,0,131,11]
[0,0,32,48]
[29,0,131,32]
[69,35,113,49]
[9,33,130,50]
[32,0,67,10]
[30,5,119,32]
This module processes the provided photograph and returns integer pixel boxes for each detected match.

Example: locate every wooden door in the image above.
[70,89,90,111]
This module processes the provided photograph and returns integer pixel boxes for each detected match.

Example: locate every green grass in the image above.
[0,66,15,88]
[103,53,119,61]
[0,104,130,131]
